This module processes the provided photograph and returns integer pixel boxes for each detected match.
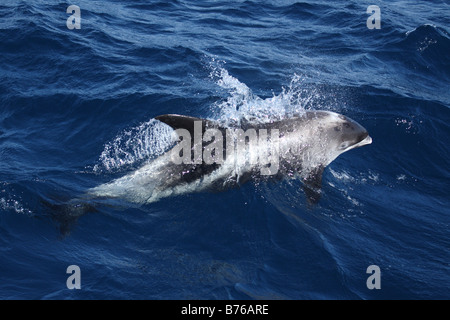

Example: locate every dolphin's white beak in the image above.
[344,134,372,152]
[360,135,372,146]
[354,135,372,149]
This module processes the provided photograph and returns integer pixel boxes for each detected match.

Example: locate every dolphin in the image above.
[87,110,372,205]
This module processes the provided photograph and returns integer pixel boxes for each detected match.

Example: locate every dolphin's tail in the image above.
[41,198,98,237]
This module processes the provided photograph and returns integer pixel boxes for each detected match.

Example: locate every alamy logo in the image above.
[66,265,81,289]
[66,5,81,30]
[366,5,381,29]
[170,122,280,175]
[366,265,381,289]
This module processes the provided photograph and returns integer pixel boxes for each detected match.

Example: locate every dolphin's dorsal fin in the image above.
[154,114,226,184]
[155,114,221,137]
[303,165,324,205]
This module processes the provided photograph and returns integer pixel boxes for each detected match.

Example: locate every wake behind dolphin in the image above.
[88,110,372,205]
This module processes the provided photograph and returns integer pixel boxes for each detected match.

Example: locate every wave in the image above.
[401,25,449,76]
[367,24,450,104]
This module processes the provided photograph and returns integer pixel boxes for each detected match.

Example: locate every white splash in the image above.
[207,63,318,125]
[328,168,355,183]
[0,197,33,216]
[94,119,176,173]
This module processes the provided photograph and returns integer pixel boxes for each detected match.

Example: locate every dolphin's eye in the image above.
[343,123,351,129]
[339,141,350,150]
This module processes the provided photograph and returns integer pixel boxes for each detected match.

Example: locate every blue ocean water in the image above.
[0,0,449,300]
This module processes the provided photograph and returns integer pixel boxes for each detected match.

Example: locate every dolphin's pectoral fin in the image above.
[42,199,98,237]
[302,166,324,205]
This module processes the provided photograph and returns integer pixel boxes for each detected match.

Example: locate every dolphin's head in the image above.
[319,111,372,161]
[329,113,372,153]
[290,111,372,168]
